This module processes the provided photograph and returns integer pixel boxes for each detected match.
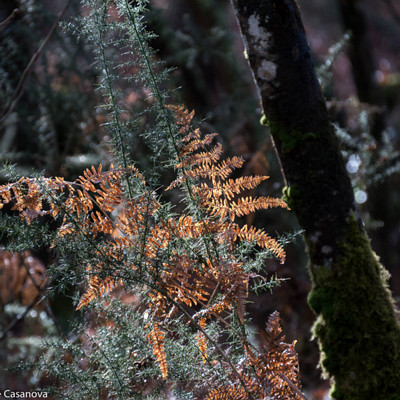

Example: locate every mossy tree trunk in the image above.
[230,1,400,399]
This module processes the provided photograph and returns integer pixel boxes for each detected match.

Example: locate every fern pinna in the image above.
[0,106,303,399]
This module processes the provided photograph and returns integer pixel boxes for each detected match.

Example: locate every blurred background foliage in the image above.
[0,0,399,398]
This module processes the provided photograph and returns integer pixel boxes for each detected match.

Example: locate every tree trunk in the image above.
[230,1,400,399]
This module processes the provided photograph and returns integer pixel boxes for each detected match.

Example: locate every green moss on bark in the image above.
[282,185,302,213]
[260,113,268,126]
[268,120,316,153]
[308,215,400,400]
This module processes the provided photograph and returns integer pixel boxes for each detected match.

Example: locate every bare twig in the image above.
[0,292,42,342]
[279,373,309,400]
[22,261,66,339]
[0,0,73,123]
[0,8,19,31]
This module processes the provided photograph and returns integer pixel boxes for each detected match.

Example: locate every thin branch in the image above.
[0,8,19,31]
[0,0,73,123]
[0,292,42,342]
[279,373,308,400]
[87,334,125,393]
[22,261,66,339]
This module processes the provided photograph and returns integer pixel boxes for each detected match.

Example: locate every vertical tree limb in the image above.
[230,1,400,399]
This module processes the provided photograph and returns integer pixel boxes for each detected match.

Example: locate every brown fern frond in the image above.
[237,225,286,264]
[177,143,223,168]
[145,224,172,259]
[7,179,43,223]
[195,294,232,319]
[115,193,158,237]
[0,183,13,206]
[221,176,269,200]
[95,181,123,212]
[162,251,211,307]
[195,176,270,202]
[180,132,219,155]
[65,188,94,218]
[169,215,205,239]
[76,273,119,310]
[166,104,195,135]
[177,156,244,184]
[146,323,168,379]
[89,211,114,237]
[57,223,75,237]
[196,317,208,363]
[244,312,302,400]
[233,196,288,219]
[262,311,284,349]
[210,157,244,181]
[216,260,249,323]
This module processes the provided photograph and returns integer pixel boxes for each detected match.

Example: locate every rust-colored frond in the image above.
[195,176,271,203]
[216,260,249,323]
[237,225,286,264]
[204,312,302,400]
[170,215,205,239]
[146,323,168,379]
[162,251,210,307]
[232,196,288,219]
[205,196,287,224]
[210,157,244,181]
[222,176,269,200]
[180,132,219,157]
[95,181,123,212]
[65,188,94,218]
[58,223,75,237]
[76,274,118,310]
[166,104,195,135]
[89,211,114,237]
[196,317,207,363]
[13,180,43,223]
[145,224,172,259]
[177,143,223,168]
[262,310,284,349]
[195,294,232,320]
[179,156,244,183]
[246,312,302,399]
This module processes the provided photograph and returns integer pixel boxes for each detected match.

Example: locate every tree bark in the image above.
[230,1,400,399]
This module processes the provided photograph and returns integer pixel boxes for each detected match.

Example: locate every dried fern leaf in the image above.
[177,143,223,168]
[146,323,168,379]
[76,274,118,310]
[237,225,286,264]
[196,317,208,363]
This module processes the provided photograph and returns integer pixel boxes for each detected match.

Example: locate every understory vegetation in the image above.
[0,1,304,399]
